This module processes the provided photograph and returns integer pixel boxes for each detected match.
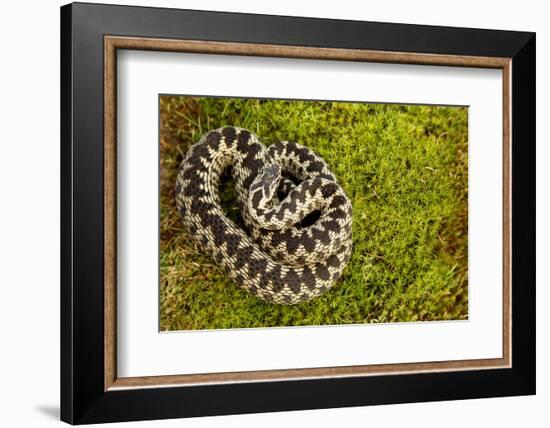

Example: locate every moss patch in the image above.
[159,96,468,331]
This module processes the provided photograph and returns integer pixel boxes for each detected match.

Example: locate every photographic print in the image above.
[160,96,468,331]
[62,6,535,422]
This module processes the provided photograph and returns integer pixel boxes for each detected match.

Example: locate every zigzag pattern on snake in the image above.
[175,126,353,304]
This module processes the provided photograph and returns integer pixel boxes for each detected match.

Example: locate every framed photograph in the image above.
[60,2,535,424]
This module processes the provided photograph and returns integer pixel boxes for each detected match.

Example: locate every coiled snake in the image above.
[175,126,353,304]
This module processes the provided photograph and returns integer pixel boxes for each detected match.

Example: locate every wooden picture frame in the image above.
[61,2,535,424]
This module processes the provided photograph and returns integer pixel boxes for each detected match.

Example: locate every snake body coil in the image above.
[175,126,353,304]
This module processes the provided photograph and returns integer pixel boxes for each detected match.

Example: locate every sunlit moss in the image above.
[159,96,468,331]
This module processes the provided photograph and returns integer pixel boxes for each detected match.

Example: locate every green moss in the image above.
[159,96,468,331]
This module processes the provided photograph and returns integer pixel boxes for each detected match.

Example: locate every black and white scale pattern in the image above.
[175,126,353,304]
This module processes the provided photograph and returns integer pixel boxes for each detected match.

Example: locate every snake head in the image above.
[249,164,282,210]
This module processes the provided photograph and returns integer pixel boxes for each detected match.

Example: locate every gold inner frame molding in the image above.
[104,35,512,391]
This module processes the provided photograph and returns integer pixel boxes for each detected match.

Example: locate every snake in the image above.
[175,126,353,304]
